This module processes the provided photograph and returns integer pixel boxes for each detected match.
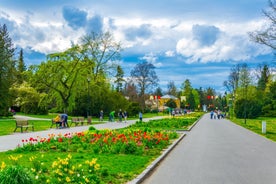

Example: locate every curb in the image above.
[128,133,186,184]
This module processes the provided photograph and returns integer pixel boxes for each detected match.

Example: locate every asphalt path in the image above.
[142,114,276,184]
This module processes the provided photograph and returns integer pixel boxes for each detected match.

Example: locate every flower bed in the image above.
[0,129,178,183]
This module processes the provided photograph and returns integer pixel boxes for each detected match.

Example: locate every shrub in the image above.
[0,165,33,184]
[234,99,262,119]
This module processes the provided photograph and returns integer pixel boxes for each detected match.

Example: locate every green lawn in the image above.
[230,117,276,142]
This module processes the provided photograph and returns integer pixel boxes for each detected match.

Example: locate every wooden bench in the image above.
[70,117,92,126]
[14,120,34,133]
[70,117,85,126]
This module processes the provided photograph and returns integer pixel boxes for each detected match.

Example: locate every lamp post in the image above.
[87,77,91,118]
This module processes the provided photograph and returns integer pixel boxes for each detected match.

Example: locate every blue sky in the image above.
[0,0,274,93]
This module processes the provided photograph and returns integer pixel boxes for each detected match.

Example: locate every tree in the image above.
[30,46,85,113]
[130,61,159,110]
[17,48,26,84]
[114,65,125,92]
[80,32,121,83]
[256,63,271,91]
[0,24,16,116]
[249,0,276,50]
[223,64,241,97]
[154,87,163,97]
[167,81,178,96]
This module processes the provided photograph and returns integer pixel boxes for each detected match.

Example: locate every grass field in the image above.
[230,117,276,142]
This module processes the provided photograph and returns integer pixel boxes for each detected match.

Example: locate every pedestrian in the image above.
[210,110,214,119]
[99,110,104,121]
[172,110,175,118]
[118,109,123,122]
[124,110,128,123]
[109,111,115,122]
[139,112,143,122]
[60,113,68,128]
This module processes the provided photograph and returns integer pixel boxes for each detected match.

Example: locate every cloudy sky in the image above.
[0,0,274,93]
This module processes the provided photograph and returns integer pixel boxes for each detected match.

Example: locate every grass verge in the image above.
[230,117,276,142]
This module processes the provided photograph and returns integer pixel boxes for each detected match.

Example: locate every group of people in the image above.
[210,110,225,119]
[108,109,128,123]
[53,113,68,128]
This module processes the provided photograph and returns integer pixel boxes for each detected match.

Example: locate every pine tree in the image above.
[0,24,15,115]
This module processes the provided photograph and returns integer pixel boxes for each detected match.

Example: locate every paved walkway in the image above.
[0,116,163,152]
[142,114,276,184]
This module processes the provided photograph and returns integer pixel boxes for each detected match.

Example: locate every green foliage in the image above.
[0,165,33,184]
[165,99,177,108]
[234,99,262,119]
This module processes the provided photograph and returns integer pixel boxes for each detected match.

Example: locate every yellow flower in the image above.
[46,179,50,183]
[85,177,90,183]
[66,176,71,182]
[94,164,100,170]
[29,156,37,162]
[0,162,6,170]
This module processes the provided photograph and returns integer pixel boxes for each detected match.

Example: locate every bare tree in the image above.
[249,0,276,50]
[130,61,159,110]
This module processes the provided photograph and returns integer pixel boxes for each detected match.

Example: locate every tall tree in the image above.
[130,61,159,110]
[30,46,85,113]
[256,63,271,91]
[114,65,125,92]
[223,64,241,97]
[181,79,192,96]
[249,0,276,50]
[130,61,159,96]
[17,48,26,84]
[0,24,15,115]
[154,87,163,97]
[80,32,121,83]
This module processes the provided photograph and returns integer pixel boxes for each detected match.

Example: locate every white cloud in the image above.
[176,20,272,63]
[139,52,163,67]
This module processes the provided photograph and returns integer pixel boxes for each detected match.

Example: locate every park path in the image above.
[0,115,163,152]
[141,114,276,184]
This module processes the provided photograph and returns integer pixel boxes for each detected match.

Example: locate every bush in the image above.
[234,99,262,119]
[0,165,33,184]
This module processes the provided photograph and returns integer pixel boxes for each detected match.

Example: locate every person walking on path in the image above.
[139,112,143,122]
[118,109,123,122]
[109,111,115,122]
[99,110,104,121]
[124,111,128,123]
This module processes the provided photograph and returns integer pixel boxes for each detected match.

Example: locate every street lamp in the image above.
[87,77,91,117]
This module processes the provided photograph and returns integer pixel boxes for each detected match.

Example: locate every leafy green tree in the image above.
[234,99,262,119]
[192,89,200,110]
[166,99,177,108]
[0,24,16,116]
[257,63,270,91]
[10,82,47,114]
[30,46,85,113]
